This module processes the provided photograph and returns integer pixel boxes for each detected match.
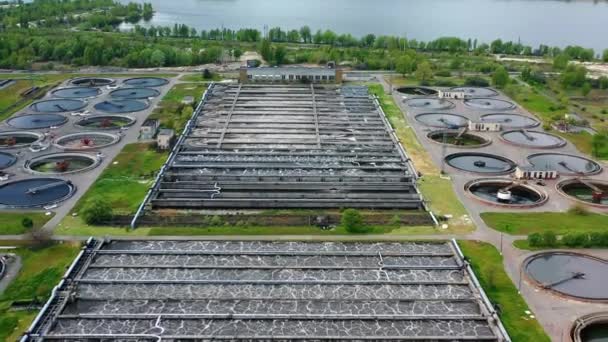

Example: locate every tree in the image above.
[599,76,608,90]
[259,39,272,63]
[273,46,287,65]
[81,197,113,225]
[581,82,592,97]
[553,53,570,70]
[21,217,34,230]
[150,49,166,67]
[341,209,369,234]
[415,61,433,83]
[396,55,415,76]
[492,66,509,88]
[603,49,608,62]
[299,26,311,44]
[542,231,557,247]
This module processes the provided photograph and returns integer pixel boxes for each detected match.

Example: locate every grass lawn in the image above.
[179,73,222,82]
[70,143,168,215]
[459,240,550,342]
[481,212,608,235]
[148,83,209,131]
[369,83,474,232]
[0,242,81,341]
[0,212,54,235]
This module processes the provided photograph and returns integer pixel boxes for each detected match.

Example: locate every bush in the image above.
[562,233,588,247]
[435,70,451,77]
[341,209,370,234]
[464,76,489,87]
[542,231,557,247]
[568,204,590,216]
[528,233,543,247]
[434,79,457,87]
[21,217,34,230]
[81,197,113,225]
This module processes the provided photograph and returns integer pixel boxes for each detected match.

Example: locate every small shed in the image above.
[139,119,159,140]
[157,128,175,150]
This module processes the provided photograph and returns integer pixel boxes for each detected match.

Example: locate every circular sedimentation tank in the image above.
[0,178,75,208]
[94,99,148,113]
[450,86,498,97]
[396,86,438,96]
[25,153,100,175]
[557,179,608,208]
[110,87,160,99]
[527,153,602,176]
[405,98,455,110]
[54,132,120,150]
[445,152,517,175]
[501,130,567,149]
[51,87,100,99]
[123,77,169,87]
[7,114,68,130]
[70,77,114,87]
[481,113,540,129]
[427,130,491,148]
[75,115,136,130]
[30,99,86,113]
[414,113,468,128]
[464,98,516,111]
[0,131,44,148]
[465,178,547,207]
[0,151,17,170]
[524,252,608,301]
[572,313,608,342]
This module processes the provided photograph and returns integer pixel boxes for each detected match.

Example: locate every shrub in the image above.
[21,217,34,230]
[435,70,451,77]
[209,215,224,226]
[562,233,588,247]
[464,76,489,87]
[568,204,590,216]
[81,197,113,225]
[341,209,370,234]
[528,233,543,247]
[542,231,557,247]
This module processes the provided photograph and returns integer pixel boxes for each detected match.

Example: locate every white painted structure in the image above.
[468,121,502,132]
[439,90,469,99]
[515,166,558,180]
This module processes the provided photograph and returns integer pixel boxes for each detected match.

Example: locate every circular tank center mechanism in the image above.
[123,77,169,87]
[110,87,160,99]
[30,99,87,113]
[481,113,540,129]
[427,130,490,147]
[7,114,68,129]
[0,178,75,208]
[445,152,516,174]
[75,115,136,130]
[70,77,114,87]
[94,100,149,113]
[26,153,100,175]
[465,179,547,207]
[0,151,17,170]
[0,131,44,148]
[54,132,120,150]
[414,113,468,128]
[396,86,438,96]
[51,87,100,99]
[464,98,516,111]
[406,98,455,110]
[501,130,567,149]
[558,179,608,207]
[525,252,608,301]
[450,87,498,97]
[527,153,602,176]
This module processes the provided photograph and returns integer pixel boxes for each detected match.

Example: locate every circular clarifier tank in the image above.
[75,115,136,130]
[573,313,608,342]
[7,114,68,130]
[71,77,114,87]
[524,252,608,301]
[94,100,148,113]
[501,130,567,149]
[414,113,468,128]
[396,86,438,96]
[110,87,160,99]
[557,179,608,208]
[481,113,540,129]
[464,98,516,111]
[0,131,44,148]
[527,153,602,176]
[25,153,100,175]
[405,98,455,110]
[450,86,498,97]
[465,178,547,207]
[124,77,169,87]
[30,99,86,113]
[0,151,17,170]
[51,87,100,99]
[427,130,490,148]
[54,132,120,150]
[445,152,517,175]
[0,178,75,208]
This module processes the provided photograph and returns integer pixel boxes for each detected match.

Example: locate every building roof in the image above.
[158,128,175,136]
[246,67,336,77]
[142,119,159,127]
[22,239,510,341]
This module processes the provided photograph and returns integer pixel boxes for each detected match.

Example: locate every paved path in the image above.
[0,254,21,294]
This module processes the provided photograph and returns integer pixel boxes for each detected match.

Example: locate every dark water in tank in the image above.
[469,183,541,204]
[30,99,86,113]
[0,178,73,207]
[481,114,539,129]
[124,77,169,87]
[582,324,608,342]
[94,100,149,113]
[407,98,454,110]
[0,152,17,169]
[464,98,515,111]
[8,114,68,129]
[415,113,467,128]
[111,88,160,99]
[502,131,565,147]
[446,153,516,174]
[52,87,100,98]
[528,154,601,175]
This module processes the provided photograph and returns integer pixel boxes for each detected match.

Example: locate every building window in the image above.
[247,75,252,79]
[296,75,301,80]
[329,76,335,81]
[315,75,321,81]
[289,75,294,80]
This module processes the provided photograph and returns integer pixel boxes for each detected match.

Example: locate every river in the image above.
[119,0,608,51]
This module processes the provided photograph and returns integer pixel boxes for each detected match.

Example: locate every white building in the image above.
[157,129,175,150]
[468,121,502,132]
[438,90,469,100]
[515,166,558,180]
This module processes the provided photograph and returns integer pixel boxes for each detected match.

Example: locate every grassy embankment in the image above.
[459,240,550,342]
[0,242,81,341]
[0,213,54,235]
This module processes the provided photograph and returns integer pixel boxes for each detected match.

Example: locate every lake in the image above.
[120,0,608,52]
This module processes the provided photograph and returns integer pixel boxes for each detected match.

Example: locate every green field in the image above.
[459,240,550,342]
[0,212,54,235]
[0,242,81,341]
[148,82,209,131]
[481,212,608,235]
